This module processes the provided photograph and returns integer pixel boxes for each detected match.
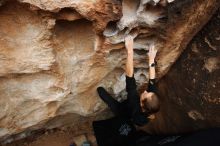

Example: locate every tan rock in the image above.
[0,1,55,76]
[0,73,69,138]
[18,0,122,32]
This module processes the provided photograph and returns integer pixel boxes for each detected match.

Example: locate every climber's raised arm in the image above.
[147,44,157,93]
[140,44,160,117]
[148,45,157,79]
[125,35,134,77]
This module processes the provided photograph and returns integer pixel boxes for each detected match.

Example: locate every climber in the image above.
[92,35,159,146]
[96,35,160,126]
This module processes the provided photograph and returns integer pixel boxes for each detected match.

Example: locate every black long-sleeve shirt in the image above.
[147,78,157,93]
[125,75,157,126]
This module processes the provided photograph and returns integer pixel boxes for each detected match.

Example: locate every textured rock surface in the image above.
[0,0,219,143]
[19,0,122,32]
[0,2,55,75]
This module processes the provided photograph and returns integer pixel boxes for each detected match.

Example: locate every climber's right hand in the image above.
[148,44,157,63]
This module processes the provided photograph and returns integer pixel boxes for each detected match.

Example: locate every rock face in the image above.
[145,8,220,134]
[0,0,219,143]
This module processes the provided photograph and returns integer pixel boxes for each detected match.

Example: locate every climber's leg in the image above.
[97,87,121,116]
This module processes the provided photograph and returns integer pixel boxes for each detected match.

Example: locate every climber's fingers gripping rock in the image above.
[148,44,157,61]
[125,35,134,53]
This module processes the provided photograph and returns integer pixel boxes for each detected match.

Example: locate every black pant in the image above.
[97,87,130,118]
[93,117,137,146]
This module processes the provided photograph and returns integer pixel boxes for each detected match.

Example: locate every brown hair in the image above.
[142,93,160,115]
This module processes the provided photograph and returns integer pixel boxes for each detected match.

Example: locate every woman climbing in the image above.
[97,35,160,126]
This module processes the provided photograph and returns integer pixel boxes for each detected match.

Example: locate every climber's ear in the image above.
[148,114,155,120]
